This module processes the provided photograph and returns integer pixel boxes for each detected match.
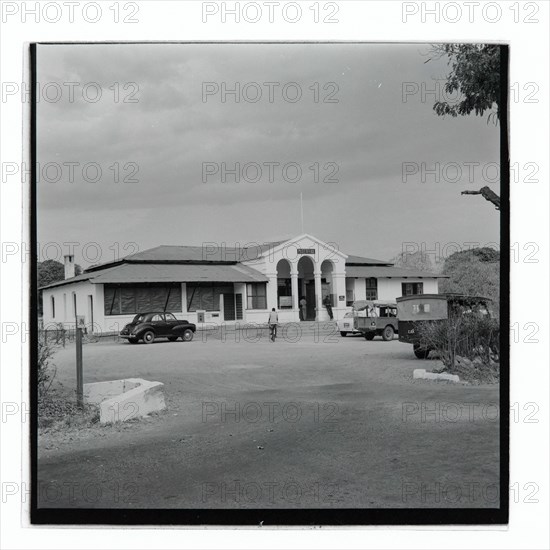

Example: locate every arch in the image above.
[276,259,293,310]
[297,256,316,320]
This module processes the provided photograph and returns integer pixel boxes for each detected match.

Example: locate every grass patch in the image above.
[38,393,100,432]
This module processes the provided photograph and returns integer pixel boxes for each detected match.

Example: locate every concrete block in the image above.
[413,369,460,383]
[84,378,166,424]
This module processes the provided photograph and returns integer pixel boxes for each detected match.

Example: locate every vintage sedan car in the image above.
[119,312,196,344]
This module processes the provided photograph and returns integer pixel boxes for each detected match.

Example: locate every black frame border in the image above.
[29,41,510,527]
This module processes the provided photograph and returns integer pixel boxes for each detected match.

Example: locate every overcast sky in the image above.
[37,43,501,268]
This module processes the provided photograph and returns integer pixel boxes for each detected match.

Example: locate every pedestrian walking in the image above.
[268,307,278,341]
[299,297,307,321]
[323,294,334,320]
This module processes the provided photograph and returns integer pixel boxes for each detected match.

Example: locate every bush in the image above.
[38,335,58,400]
[416,313,500,371]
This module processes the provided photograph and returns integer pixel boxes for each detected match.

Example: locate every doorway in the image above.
[223,293,236,321]
[305,281,316,320]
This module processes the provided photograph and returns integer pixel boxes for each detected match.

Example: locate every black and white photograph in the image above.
[30,40,508,525]
[1,2,549,546]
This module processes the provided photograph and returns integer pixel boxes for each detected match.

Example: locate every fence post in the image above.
[76,327,83,407]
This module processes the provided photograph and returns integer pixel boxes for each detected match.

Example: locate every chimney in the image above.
[64,255,75,279]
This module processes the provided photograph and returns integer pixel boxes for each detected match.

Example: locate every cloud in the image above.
[37,43,501,265]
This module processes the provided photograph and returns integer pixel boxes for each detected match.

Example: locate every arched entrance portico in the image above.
[297,256,316,320]
[276,259,293,311]
[320,259,335,318]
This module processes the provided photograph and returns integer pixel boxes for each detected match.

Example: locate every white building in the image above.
[40,234,444,332]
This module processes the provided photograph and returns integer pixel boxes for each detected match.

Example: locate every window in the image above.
[51,296,55,318]
[402,282,424,296]
[247,283,267,309]
[365,278,378,300]
[165,313,177,321]
[346,289,355,307]
[412,303,430,314]
[104,284,182,315]
[186,283,233,312]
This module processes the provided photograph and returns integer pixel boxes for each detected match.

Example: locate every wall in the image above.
[41,280,96,330]
[377,278,439,301]
[241,234,348,322]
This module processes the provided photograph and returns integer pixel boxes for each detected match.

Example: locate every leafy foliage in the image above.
[390,250,439,273]
[38,259,82,287]
[38,334,58,400]
[440,247,500,312]
[427,44,501,123]
[416,312,500,384]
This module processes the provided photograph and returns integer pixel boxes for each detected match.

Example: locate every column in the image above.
[332,273,347,320]
[290,270,299,312]
[314,270,323,321]
[266,272,278,311]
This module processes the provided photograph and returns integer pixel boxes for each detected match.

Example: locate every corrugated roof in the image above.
[91,263,267,284]
[40,263,267,289]
[119,245,239,264]
[345,265,447,278]
[86,242,289,271]
[345,254,393,266]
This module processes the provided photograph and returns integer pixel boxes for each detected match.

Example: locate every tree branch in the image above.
[461,186,500,210]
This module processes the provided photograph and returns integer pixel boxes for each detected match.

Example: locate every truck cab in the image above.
[353,300,399,341]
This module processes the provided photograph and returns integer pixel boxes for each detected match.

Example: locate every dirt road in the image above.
[38,333,500,509]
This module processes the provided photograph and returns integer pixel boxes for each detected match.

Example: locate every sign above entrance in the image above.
[297,248,315,255]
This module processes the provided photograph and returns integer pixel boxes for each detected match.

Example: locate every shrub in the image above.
[38,334,58,400]
[416,313,500,370]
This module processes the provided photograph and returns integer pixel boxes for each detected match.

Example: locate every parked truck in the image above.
[396,293,492,358]
[353,300,399,341]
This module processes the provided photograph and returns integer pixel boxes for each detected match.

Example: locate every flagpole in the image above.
[300,192,304,233]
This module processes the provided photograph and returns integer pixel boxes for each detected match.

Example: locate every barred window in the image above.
[104,284,182,315]
[402,282,424,297]
[365,278,378,300]
[247,283,267,310]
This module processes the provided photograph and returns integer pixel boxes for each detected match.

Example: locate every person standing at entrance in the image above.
[299,297,307,321]
[323,294,333,320]
[268,308,278,341]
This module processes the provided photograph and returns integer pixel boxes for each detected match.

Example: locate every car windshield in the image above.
[344,312,354,318]
[165,313,177,321]
[133,314,147,323]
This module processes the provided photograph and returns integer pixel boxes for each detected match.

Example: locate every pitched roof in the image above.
[40,263,267,290]
[345,254,393,266]
[345,265,447,278]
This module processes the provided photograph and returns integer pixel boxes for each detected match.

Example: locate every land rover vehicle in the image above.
[119,312,196,344]
[396,294,491,358]
[353,300,399,341]
[337,303,369,337]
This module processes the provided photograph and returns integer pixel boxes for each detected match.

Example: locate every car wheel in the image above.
[128,337,138,344]
[364,332,375,341]
[382,325,395,341]
[413,344,430,359]
[181,329,194,342]
[340,331,347,337]
[168,336,178,342]
[142,330,155,344]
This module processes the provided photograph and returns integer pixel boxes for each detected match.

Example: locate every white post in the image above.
[290,270,299,312]
[266,272,278,311]
[314,270,323,321]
